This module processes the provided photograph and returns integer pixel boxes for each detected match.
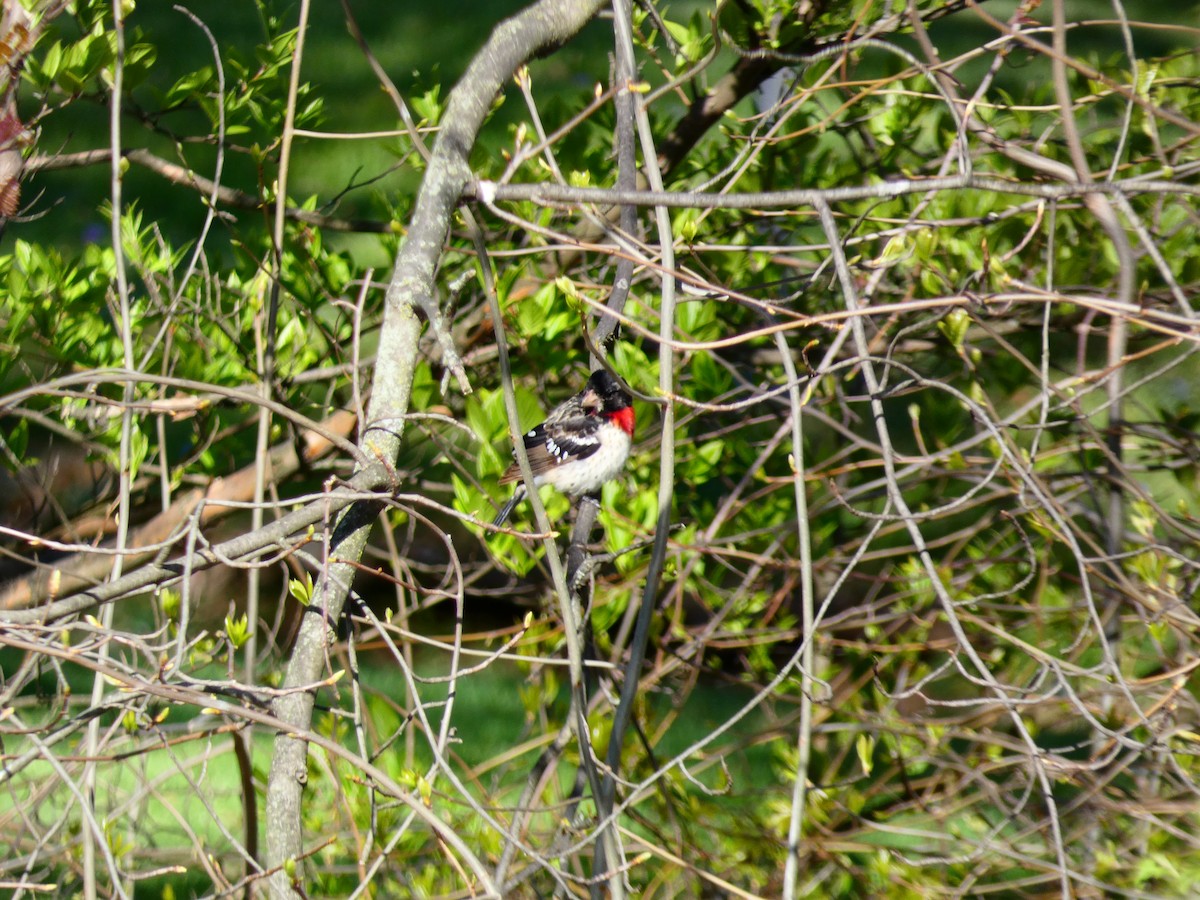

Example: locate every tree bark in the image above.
[262,1,607,896]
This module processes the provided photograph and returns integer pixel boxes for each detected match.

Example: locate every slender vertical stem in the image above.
[1050,0,1133,573]
[595,2,674,894]
[84,6,133,899]
[251,0,311,686]
[482,216,616,896]
[779,332,815,899]
[247,8,312,890]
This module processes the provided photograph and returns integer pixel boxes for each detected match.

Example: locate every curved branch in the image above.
[262,1,607,896]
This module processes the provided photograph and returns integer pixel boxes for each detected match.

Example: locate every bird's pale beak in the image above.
[579,387,603,415]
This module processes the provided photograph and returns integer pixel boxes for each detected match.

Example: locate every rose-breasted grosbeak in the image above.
[492,370,635,528]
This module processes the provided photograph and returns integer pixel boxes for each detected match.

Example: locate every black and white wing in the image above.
[499,415,602,484]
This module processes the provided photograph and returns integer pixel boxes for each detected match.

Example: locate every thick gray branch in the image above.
[263,1,606,897]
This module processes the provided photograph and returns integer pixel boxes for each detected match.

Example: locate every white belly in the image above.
[545,430,631,496]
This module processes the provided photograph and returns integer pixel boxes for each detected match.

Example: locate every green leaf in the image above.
[4,417,29,465]
[159,589,181,623]
[224,612,251,650]
[127,425,149,482]
[857,733,875,777]
[937,309,970,351]
[411,86,442,126]
[663,19,691,46]
[289,574,314,606]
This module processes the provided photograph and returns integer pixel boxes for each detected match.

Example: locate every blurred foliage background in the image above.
[3,0,1200,896]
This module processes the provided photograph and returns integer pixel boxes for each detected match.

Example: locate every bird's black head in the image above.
[580,369,635,435]
[584,369,631,411]
[583,369,638,420]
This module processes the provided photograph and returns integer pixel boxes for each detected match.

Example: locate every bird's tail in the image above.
[492,486,526,529]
